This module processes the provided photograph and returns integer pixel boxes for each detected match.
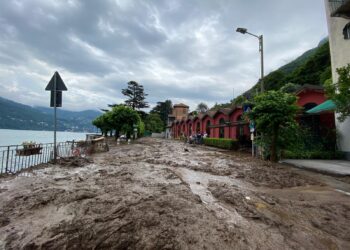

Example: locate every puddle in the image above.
[171,167,248,227]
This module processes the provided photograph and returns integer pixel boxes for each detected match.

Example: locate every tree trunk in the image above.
[114,130,119,140]
[270,127,279,162]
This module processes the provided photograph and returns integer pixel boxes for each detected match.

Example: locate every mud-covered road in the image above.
[1,138,350,249]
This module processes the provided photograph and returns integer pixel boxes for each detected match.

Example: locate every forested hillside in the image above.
[212,38,331,109]
[0,96,101,132]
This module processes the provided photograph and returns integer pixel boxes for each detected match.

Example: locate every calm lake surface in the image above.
[0,129,88,146]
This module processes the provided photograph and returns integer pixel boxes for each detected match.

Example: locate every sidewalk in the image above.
[281,159,350,176]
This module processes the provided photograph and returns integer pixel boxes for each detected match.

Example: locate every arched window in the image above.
[206,120,211,136]
[343,22,350,40]
[219,118,225,138]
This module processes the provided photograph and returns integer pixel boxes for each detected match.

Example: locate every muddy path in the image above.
[0,138,349,249]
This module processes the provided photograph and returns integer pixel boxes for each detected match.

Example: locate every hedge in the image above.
[283,150,344,160]
[203,138,239,150]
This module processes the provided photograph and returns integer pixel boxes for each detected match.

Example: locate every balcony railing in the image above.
[329,0,350,18]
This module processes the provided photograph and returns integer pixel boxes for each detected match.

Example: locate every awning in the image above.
[306,100,336,114]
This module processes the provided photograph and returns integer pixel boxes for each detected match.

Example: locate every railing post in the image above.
[5,146,10,173]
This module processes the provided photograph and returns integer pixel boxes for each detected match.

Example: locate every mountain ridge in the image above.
[0,96,101,132]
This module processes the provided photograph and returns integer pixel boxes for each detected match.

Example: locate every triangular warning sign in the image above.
[45,71,68,91]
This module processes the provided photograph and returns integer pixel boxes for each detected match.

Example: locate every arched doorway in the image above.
[219,118,225,138]
[189,123,192,136]
[206,120,211,136]
[300,103,320,135]
[236,115,244,140]
[196,122,200,133]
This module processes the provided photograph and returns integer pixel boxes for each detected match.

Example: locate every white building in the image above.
[324,0,350,159]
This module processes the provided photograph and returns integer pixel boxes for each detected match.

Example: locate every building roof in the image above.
[295,84,324,95]
[173,103,189,108]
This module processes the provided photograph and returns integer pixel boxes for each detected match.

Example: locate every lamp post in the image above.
[236,27,264,93]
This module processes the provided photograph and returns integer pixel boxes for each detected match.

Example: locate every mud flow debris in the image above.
[0,138,350,249]
[53,156,93,168]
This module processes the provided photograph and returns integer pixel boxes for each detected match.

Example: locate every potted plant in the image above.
[16,141,42,156]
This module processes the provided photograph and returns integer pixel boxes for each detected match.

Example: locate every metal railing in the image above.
[0,141,83,175]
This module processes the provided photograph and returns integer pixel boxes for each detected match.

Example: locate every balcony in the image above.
[329,0,350,18]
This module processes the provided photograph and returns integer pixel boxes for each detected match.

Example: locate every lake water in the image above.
[0,129,88,146]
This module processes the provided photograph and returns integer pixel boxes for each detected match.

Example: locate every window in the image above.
[343,22,350,40]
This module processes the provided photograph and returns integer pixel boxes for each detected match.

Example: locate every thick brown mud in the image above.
[0,138,349,249]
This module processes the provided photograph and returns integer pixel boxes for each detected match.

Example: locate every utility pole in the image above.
[259,35,264,92]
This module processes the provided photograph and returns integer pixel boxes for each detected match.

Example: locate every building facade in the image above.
[324,0,350,158]
[170,106,250,144]
[169,86,335,148]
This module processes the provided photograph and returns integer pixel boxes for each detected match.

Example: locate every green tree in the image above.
[324,64,350,122]
[138,120,145,137]
[100,103,126,113]
[150,100,173,128]
[262,70,286,91]
[279,83,301,93]
[196,102,209,113]
[122,81,149,110]
[145,113,164,133]
[92,113,112,136]
[108,105,141,138]
[248,90,299,162]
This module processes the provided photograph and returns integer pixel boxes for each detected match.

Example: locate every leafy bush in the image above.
[324,63,350,122]
[144,113,164,133]
[203,138,239,150]
[138,120,145,137]
[283,150,344,160]
[281,125,339,160]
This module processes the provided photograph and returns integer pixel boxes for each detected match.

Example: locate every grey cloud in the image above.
[0,0,328,111]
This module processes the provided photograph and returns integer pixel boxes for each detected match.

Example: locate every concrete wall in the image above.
[336,114,350,159]
[324,0,350,158]
[151,132,165,138]
[297,90,326,107]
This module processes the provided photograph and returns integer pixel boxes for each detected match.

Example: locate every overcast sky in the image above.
[0,0,328,111]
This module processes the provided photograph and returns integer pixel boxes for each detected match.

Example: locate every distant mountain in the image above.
[278,47,319,74]
[0,96,101,132]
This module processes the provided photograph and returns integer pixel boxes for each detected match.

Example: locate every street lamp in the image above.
[236,27,264,93]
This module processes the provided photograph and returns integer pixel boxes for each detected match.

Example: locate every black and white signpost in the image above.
[45,72,67,163]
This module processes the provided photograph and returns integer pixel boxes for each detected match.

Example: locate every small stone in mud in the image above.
[236,173,245,178]
[196,181,200,185]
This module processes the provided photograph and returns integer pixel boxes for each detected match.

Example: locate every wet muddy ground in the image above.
[0,138,350,249]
